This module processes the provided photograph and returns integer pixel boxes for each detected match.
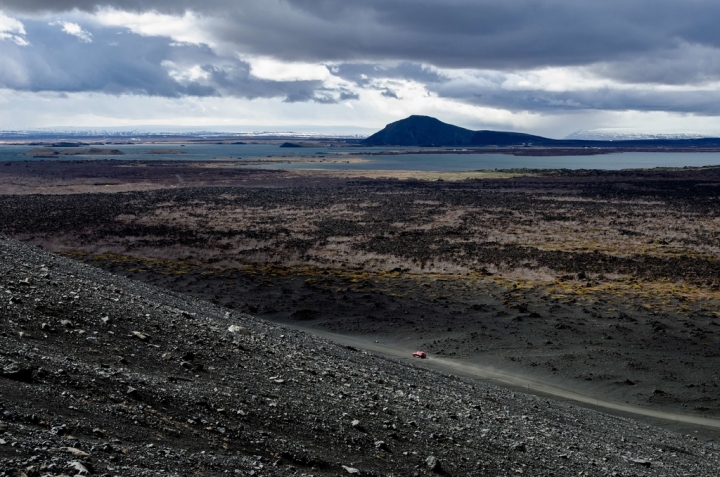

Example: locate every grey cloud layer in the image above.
[331,63,444,87]
[0,20,344,102]
[2,1,720,116]
[432,81,720,115]
[3,0,720,73]
[333,62,720,115]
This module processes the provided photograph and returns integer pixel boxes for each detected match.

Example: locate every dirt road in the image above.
[292,325,720,439]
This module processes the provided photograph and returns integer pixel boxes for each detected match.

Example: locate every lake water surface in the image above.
[3,143,720,171]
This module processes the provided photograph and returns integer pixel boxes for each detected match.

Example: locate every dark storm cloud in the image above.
[381,89,399,99]
[0,18,338,102]
[431,82,720,115]
[591,45,720,86]
[282,87,356,103]
[338,91,359,101]
[2,0,720,115]
[4,0,720,73]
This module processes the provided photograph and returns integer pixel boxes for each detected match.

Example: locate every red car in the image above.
[412,351,427,359]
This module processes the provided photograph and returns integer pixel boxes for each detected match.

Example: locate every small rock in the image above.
[426,455,441,471]
[65,447,91,457]
[132,331,149,341]
[511,441,527,452]
[1,364,34,383]
[341,465,360,474]
[228,325,249,335]
[50,425,68,436]
[630,458,652,467]
[181,361,203,372]
[68,460,90,475]
[127,387,141,399]
[375,440,390,452]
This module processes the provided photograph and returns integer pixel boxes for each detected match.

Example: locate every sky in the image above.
[1,1,720,138]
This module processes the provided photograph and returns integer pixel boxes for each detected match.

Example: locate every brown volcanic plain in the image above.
[2,159,720,423]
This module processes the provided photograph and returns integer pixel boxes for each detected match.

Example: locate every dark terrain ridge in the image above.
[3,237,720,476]
[363,115,720,148]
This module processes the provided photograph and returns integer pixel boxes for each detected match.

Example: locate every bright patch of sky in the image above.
[92,8,214,47]
[50,20,93,43]
[247,57,331,82]
[0,11,28,45]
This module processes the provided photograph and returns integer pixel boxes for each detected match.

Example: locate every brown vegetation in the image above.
[2,161,720,417]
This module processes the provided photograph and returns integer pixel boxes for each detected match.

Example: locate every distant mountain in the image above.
[363,115,475,146]
[363,116,562,147]
[566,130,714,141]
[364,116,720,148]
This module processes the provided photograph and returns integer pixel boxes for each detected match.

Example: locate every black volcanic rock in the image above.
[363,115,475,146]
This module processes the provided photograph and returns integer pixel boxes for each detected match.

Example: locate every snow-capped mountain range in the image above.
[565,130,718,141]
[0,128,369,140]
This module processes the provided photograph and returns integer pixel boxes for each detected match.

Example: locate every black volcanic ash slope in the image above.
[1,236,719,476]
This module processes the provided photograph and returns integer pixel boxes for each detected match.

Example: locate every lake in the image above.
[3,143,720,171]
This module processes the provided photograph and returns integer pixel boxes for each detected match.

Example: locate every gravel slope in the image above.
[1,236,718,476]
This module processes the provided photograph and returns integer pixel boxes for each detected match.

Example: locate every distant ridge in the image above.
[470,130,555,147]
[363,116,720,148]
